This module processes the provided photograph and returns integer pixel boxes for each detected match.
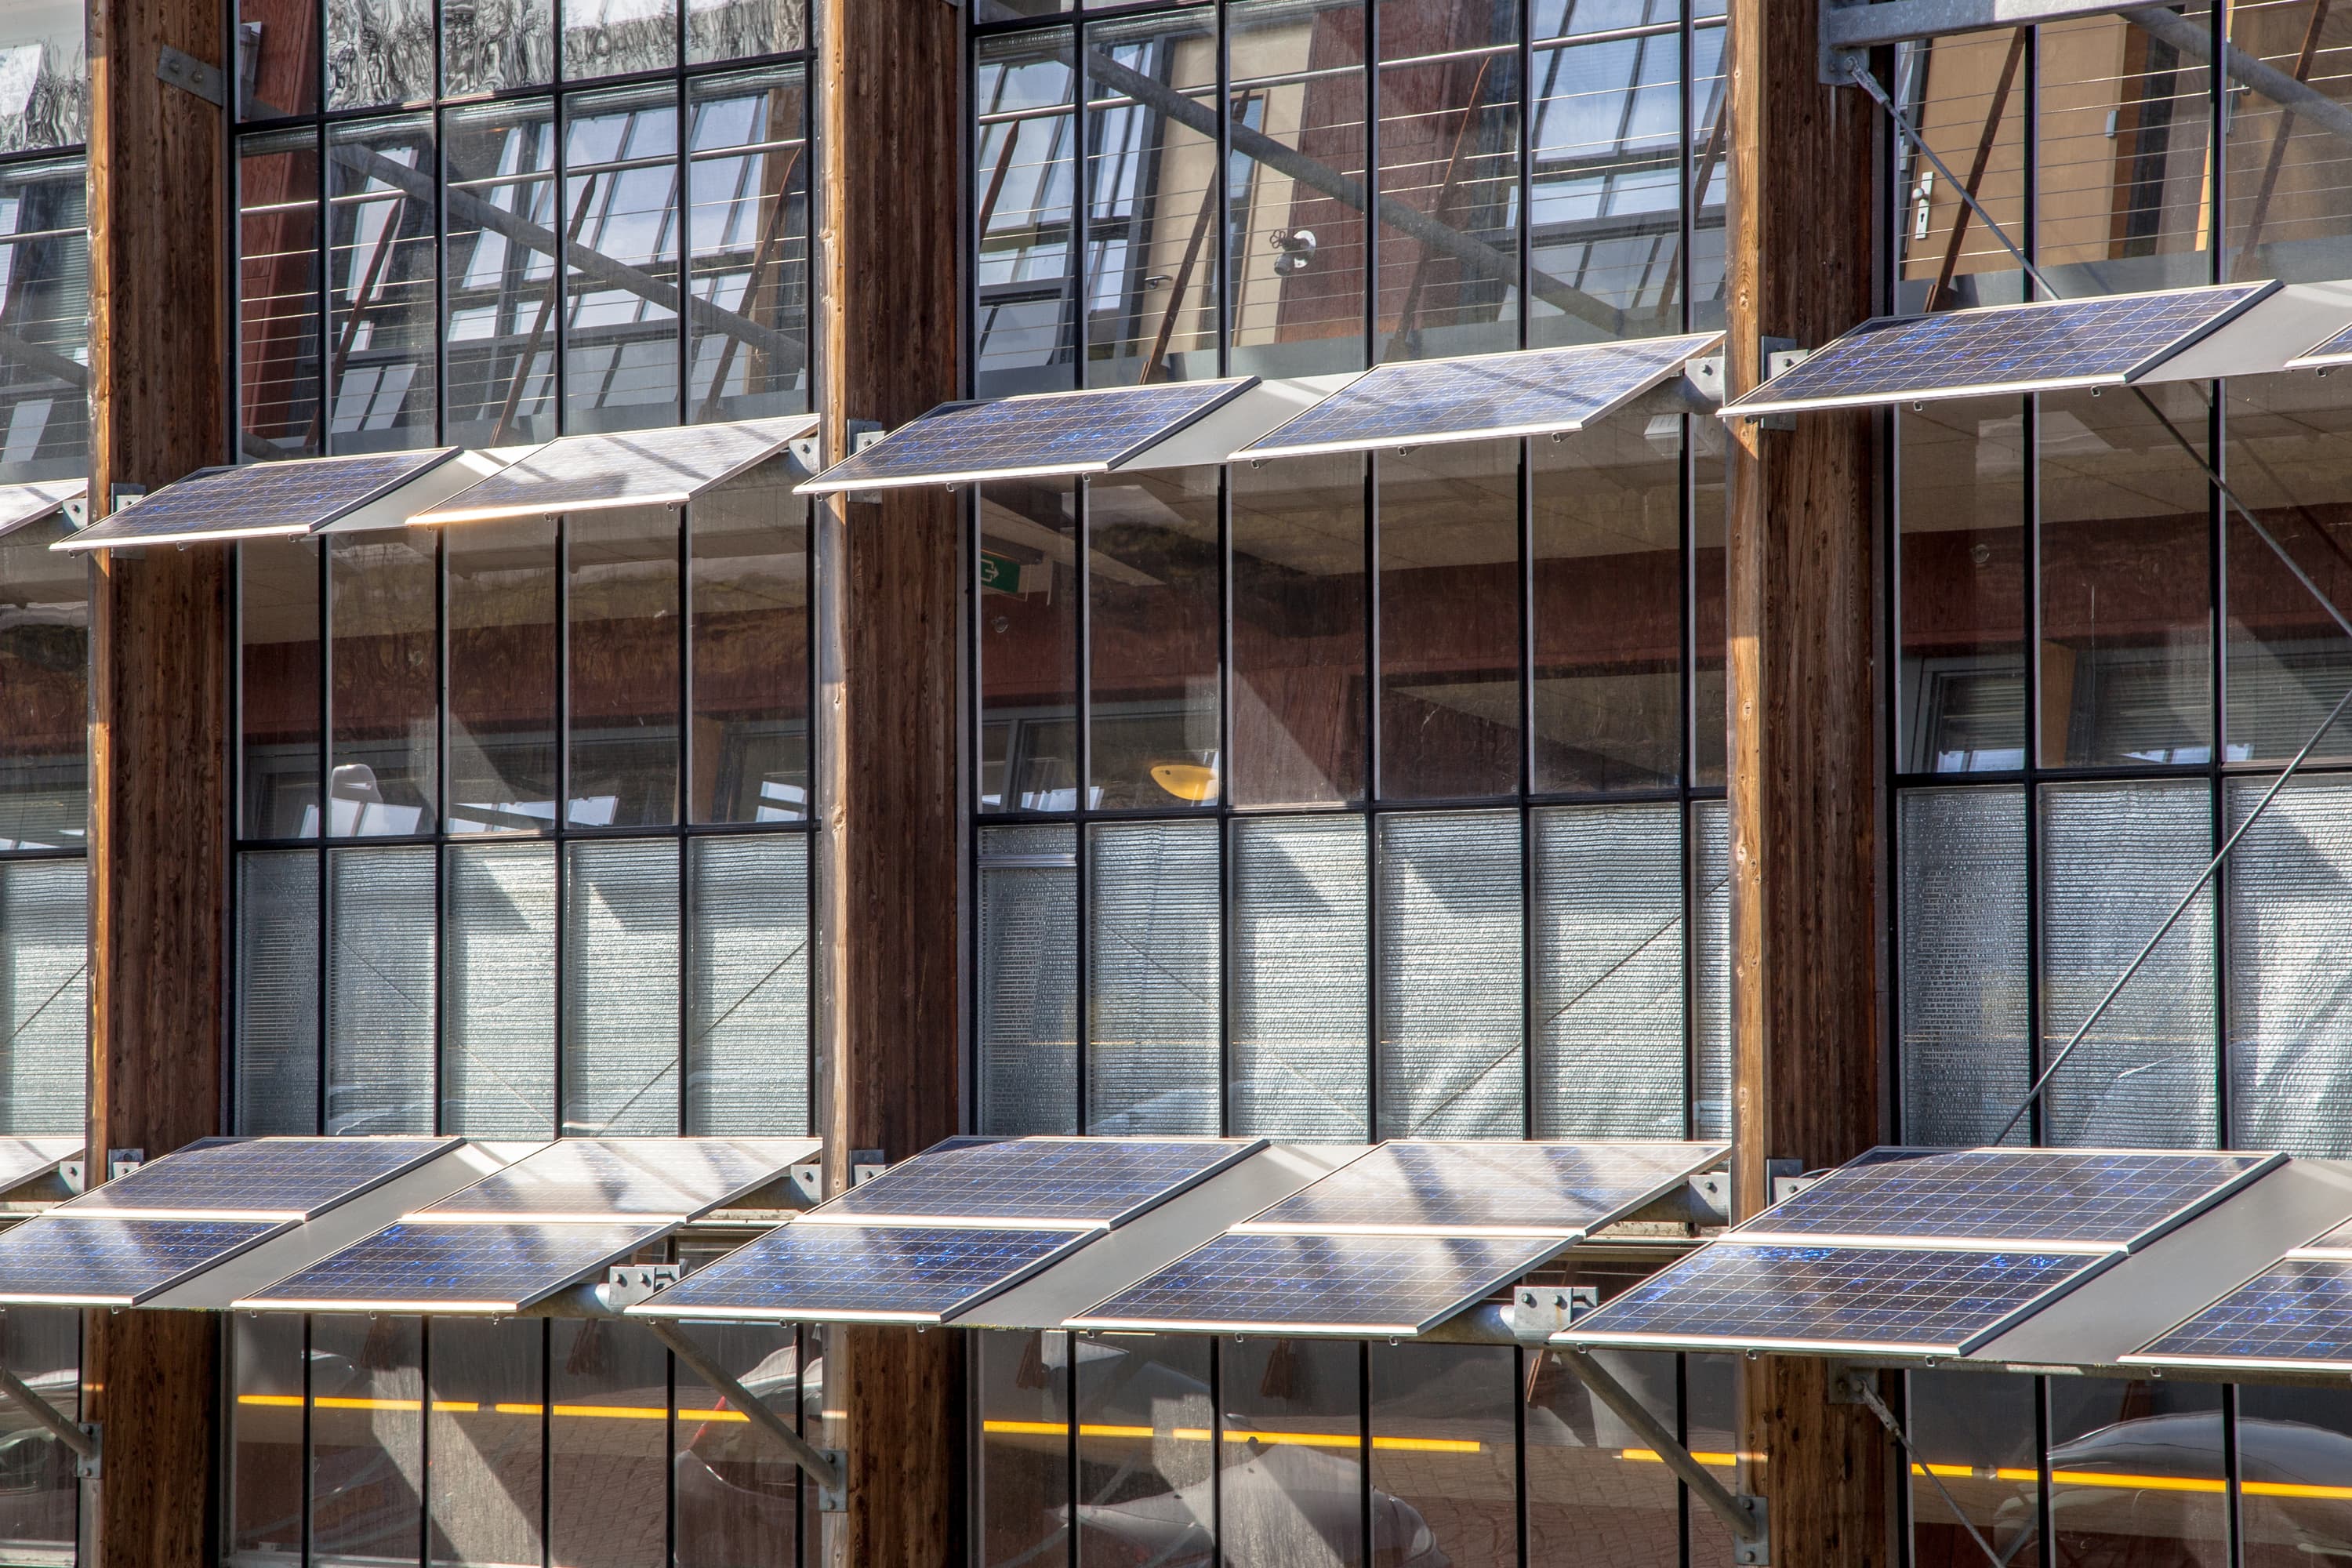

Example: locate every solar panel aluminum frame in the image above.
[793,379,1260,495]
[53,448,466,552]
[408,416,819,525]
[1233,334,1726,461]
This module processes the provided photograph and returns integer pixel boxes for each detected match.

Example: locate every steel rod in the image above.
[641,1318,844,1497]
[0,1363,93,1461]
[1554,1346,1762,1548]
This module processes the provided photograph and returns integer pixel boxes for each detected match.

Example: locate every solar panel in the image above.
[234,1219,669,1312]
[796,380,1257,495]
[0,480,81,542]
[408,416,817,524]
[1069,1231,1573,1337]
[2122,1257,2352,1372]
[70,1136,459,1220]
[1559,1243,2110,1357]
[1724,283,2277,416]
[1236,335,1722,459]
[1736,1149,2278,1250]
[2285,321,2352,369]
[1238,1141,1725,1237]
[0,1216,285,1305]
[0,1137,78,1193]
[811,1138,1261,1229]
[56,448,462,552]
[630,1223,1087,1324]
[420,1138,811,1219]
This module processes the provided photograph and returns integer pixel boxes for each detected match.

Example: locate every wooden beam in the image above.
[1723,0,1893,1562]
[813,0,966,1563]
[83,0,232,1559]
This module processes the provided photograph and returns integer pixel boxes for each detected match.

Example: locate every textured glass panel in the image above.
[443,0,553,96]
[331,529,436,837]
[2040,779,2216,1146]
[688,834,808,1134]
[974,29,1076,397]
[0,0,82,151]
[1089,469,1221,810]
[2036,9,2213,294]
[0,160,88,481]
[446,517,558,833]
[1532,802,1682,1138]
[229,1312,304,1568]
[978,479,1079,812]
[325,118,437,452]
[1692,797,1730,1139]
[1231,453,1367,808]
[1230,813,1367,1138]
[688,0,800,63]
[328,846,435,1136]
[1074,1335,1213,1568]
[564,84,682,432]
[1893,32,2027,312]
[564,0,675,82]
[0,517,85,851]
[326,0,431,109]
[2226,773,2352,1153]
[310,1315,424,1568]
[1380,441,1518,799]
[242,538,322,840]
[427,1318,545,1568]
[1087,818,1218,1135]
[2223,374,2352,767]
[1369,1342,1514,1568]
[444,841,556,1138]
[1378,809,1521,1137]
[563,838,681,1136]
[1899,397,2028,774]
[238,849,319,1134]
[240,130,321,458]
[547,1317,667,1568]
[978,1331,1065,1568]
[0,858,82,1134]
[1907,1370,2040,1568]
[978,824,1077,1135]
[1526,1345,1679,1568]
[2045,1377,2225,1568]
[1899,786,2029,1146]
[689,462,808,822]
[569,505,681,827]
[1219,1337,1361,1568]
[670,1323,801,1568]
[445,98,561,445]
[686,67,809,423]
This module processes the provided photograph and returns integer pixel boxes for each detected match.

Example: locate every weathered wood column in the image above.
[813,1,966,1563]
[82,0,233,1556]
[1723,0,1892,1563]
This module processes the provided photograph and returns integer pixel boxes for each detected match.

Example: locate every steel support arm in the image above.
[1553,1345,1769,1563]
[2124,6,2352,149]
[0,1363,95,1466]
[641,1319,846,1504]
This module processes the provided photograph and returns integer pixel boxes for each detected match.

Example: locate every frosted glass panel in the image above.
[1532,803,1683,1138]
[562,838,682,1136]
[1087,819,1219,1135]
[0,858,83,1134]
[688,835,809,1135]
[1899,787,2030,1146]
[328,846,436,1135]
[2227,774,2352,1154]
[238,848,320,1133]
[443,841,556,1138]
[1693,800,1731,1141]
[978,824,1076,1134]
[1231,814,1367,1138]
[1378,810,1522,1138]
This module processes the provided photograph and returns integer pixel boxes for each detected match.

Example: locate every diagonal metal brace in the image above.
[1554,1345,1769,1563]
[0,1363,98,1476]
[641,1319,845,1509]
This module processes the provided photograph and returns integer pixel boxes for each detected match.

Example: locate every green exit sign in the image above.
[980,550,1029,593]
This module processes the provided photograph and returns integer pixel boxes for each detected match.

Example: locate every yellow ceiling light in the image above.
[1149,763,1219,803]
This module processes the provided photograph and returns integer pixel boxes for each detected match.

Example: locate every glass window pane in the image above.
[1684,1354,1738,1566]
[1688,24,1726,330]
[564,84,683,432]
[978,823,1077,1135]
[443,840,556,1138]
[1895,31,2028,311]
[445,99,561,447]
[428,1319,546,1568]
[564,0,676,82]
[1691,434,1726,786]
[547,1317,668,1568]
[1526,1346,1679,1568]
[1899,786,2030,1146]
[328,845,435,1135]
[1533,422,1680,793]
[2046,1377,2226,1568]
[673,1323,802,1568]
[0,517,86,850]
[1906,1370,2039,1568]
[240,130,323,459]
[1531,20,1686,338]
[690,462,808,822]
[980,478,1080,813]
[228,1313,305,1568]
[2223,0,2350,278]
[0,1306,74,1558]
[1090,467,1220,808]
[2239,1384,2352,1568]
[1532,801,1682,1138]
[2226,772,2352,1153]
[562,838,681,1136]
[1232,454,1367,808]
[331,530,437,836]
[2224,373,2352,765]
[687,834,808,1134]
[1900,398,2027,774]
[326,118,437,453]
[238,0,318,118]
[1230,812,1367,1138]
[0,859,83,1134]
[444,0,553,96]
[1378,808,1521,1136]
[0,160,91,481]
[0,1,83,150]
[1369,1342,1514,1568]
[1219,1337,1361,1568]
[1379,441,1518,799]
[1692,797,1730,1139]
[310,1315,425,1568]
[447,517,557,834]
[569,505,681,829]
[326,0,430,108]
[238,848,320,1134]
[975,28,1076,397]
[2040,779,2216,1146]
[686,67,810,423]
[1075,1334,1212,1568]
[1087,818,1219,1135]
[2037,11,2214,293]
[977,1330,1066,1568]
[1377,0,1520,361]
[243,538,322,839]
[688,0,801,64]
[1228,0,1368,379]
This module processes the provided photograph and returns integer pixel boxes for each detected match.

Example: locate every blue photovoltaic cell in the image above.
[1069,1231,1570,1335]
[798,380,1254,493]
[1726,284,2274,414]
[71,1136,458,1218]
[1244,1141,1724,1234]
[818,1138,1258,1227]
[420,1138,810,1218]
[1563,1243,2106,1356]
[0,1216,284,1305]
[631,1224,1086,1323]
[1239,334,1720,457]
[238,1220,667,1310]
[1737,1148,2273,1248]
[412,417,814,522]
[2127,1257,2352,1369]
[60,448,460,550]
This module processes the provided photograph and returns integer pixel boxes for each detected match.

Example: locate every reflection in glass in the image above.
[688,0,803,64]
[688,835,808,1134]
[1692,798,1730,1138]
[1379,809,1521,1137]
[672,1323,803,1568]
[2036,11,2213,294]
[2239,1384,2352,1568]
[0,159,89,478]
[979,479,1080,811]
[0,1308,74,1559]
[325,118,436,452]
[1231,813,1368,1138]
[547,1317,668,1568]
[687,68,810,423]
[328,845,435,1135]
[331,530,436,834]
[565,84,684,432]
[1532,802,1682,1138]
[325,0,432,109]
[1074,1335,1212,1567]
[239,0,320,118]
[978,1330,1069,1568]
[1907,1370,2039,1568]
[2225,0,2352,279]
[428,1319,546,1568]
[445,98,560,446]
[569,505,681,828]
[1370,1342,1514,1566]
[974,29,1075,396]
[2224,373,2352,764]
[310,1315,424,1568]
[1898,786,2029,1146]
[1232,454,1367,807]
[1687,22,1726,329]
[1090,467,1219,808]
[0,859,83,1133]
[446,517,557,833]
[563,0,676,83]
[691,462,807,821]
[238,848,321,1134]
[1684,1354,1738,1567]
[243,539,322,839]
[1088,818,1218,1134]
[1220,1337,1362,1568]
[1526,1345,1679,1568]
[228,1313,305,1568]
[978,823,1077,1135]
[562,837,682,1136]
[1893,30,2027,311]
[1691,437,1726,785]
[443,840,556,1138]
[0,514,86,848]
[0,0,81,150]
[1379,441,1518,799]
[240,130,323,457]
[1899,398,2027,773]
[443,0,554,96]
[2045,1377,2227,1568]
[2226,774,2352,1155]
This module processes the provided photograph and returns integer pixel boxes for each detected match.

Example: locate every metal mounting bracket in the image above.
[1554,1345,1770,1563]
[1766,1156,1823,1208]
[850,1149,887,1186]
[156,45,227,106]
[106,1149,143,1183]
[1508,1285,1598,1341]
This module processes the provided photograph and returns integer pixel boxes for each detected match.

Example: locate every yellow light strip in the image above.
[1621,1448,1740,1469]
[978,1419,1479,1454]
[237,1394,748,1423]
[1903,1463,2352,1502]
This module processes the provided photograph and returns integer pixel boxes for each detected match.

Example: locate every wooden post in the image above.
[82,0,232,1556]
[1723,0,1893,1564]
[813,0,966,1563]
